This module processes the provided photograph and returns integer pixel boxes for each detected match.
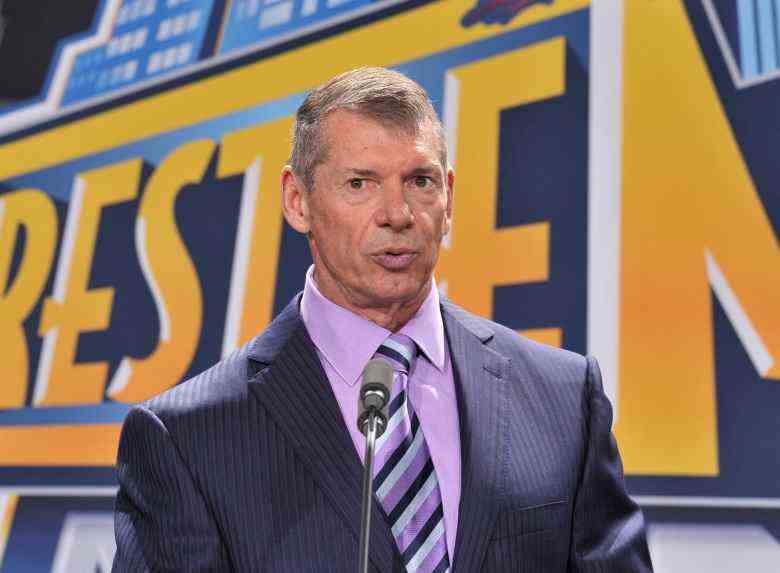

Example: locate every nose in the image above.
[375,182,414,231]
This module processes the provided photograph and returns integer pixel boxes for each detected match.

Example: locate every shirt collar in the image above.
[299,265,446,387]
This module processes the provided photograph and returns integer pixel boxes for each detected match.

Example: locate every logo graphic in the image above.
[461,0,553,27]
[0,0,406,137]
[701,0,780,88]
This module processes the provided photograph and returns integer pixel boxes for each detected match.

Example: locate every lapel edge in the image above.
[441,300,511,572]
[245,297,400,572]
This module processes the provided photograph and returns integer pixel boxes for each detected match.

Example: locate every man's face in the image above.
[286,109,453,317]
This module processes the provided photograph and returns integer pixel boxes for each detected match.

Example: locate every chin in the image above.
[371,278,428,305]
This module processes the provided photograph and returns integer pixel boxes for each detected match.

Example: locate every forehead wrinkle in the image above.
[319,111,445,179]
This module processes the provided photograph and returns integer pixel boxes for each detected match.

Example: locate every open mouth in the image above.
[372,250,417,270]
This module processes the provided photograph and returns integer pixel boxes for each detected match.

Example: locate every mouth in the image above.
[371,249,418,270]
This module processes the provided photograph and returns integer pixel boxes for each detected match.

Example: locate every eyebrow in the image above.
[406,165,440,177]
[342,164,440,178]
[344,168,379,177]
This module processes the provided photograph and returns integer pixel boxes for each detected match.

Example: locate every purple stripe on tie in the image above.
[376,423,424,497]
[395,486,441,553]
[378,435,430,511]
[402,504,444,564]
[375,414,420,488]
[409,526,447,573]
[373,414,409,470]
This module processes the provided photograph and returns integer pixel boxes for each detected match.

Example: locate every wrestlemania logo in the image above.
[462,0,555,26]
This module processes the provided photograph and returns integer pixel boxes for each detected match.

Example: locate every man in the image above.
[113,67,652,572]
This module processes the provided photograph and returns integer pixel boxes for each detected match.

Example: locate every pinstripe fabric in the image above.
[113,295,652,572]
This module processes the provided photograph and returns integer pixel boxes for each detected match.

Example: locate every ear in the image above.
[281,166,311,234]
[442,167,455,235]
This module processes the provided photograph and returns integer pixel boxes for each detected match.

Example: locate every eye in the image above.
[413,176,433,188]
[349,178,365,190]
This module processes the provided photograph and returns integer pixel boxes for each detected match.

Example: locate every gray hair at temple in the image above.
[289,67,448,192]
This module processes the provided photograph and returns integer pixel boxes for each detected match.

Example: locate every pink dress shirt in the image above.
[299,266,461,558]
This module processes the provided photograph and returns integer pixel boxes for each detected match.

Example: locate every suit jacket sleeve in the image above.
[113,405,231,572]
[568,357,653,572]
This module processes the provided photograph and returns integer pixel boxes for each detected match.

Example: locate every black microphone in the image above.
[356,358,393,573]
[357,359,393,437]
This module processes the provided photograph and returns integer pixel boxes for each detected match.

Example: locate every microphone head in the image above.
[362,359,393,396]
[357,359,394,436]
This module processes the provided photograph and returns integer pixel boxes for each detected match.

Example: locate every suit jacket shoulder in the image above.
[114,294,402,571]
[440,297,589,390]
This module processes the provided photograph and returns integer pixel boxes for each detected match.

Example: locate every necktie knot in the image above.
[373,333,417,376]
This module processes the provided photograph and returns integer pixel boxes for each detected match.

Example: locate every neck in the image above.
[349,299,424,332]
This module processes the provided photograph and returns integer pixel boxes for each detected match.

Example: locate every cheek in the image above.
[316,216,369,265]
[418,207,447,239]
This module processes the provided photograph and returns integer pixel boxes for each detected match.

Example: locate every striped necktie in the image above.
[370,333,450,573]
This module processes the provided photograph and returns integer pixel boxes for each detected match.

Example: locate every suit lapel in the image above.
[442,301,510,572]
[246,298,399,573]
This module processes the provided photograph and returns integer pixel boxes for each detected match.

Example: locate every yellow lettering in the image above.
[437,39,564,336]
[617,1,780,474]
[216,117,292,354]
[0,492,18,552]
[35,161,141,406]
[0,190,57,407]
[108,141,212,403]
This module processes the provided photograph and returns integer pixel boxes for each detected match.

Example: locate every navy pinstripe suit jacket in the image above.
[113,296,652,572]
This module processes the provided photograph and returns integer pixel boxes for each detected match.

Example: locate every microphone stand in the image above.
[358,409,382,573]
[356,359,392,573]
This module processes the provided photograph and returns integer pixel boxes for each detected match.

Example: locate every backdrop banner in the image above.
[0,0,777,570]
